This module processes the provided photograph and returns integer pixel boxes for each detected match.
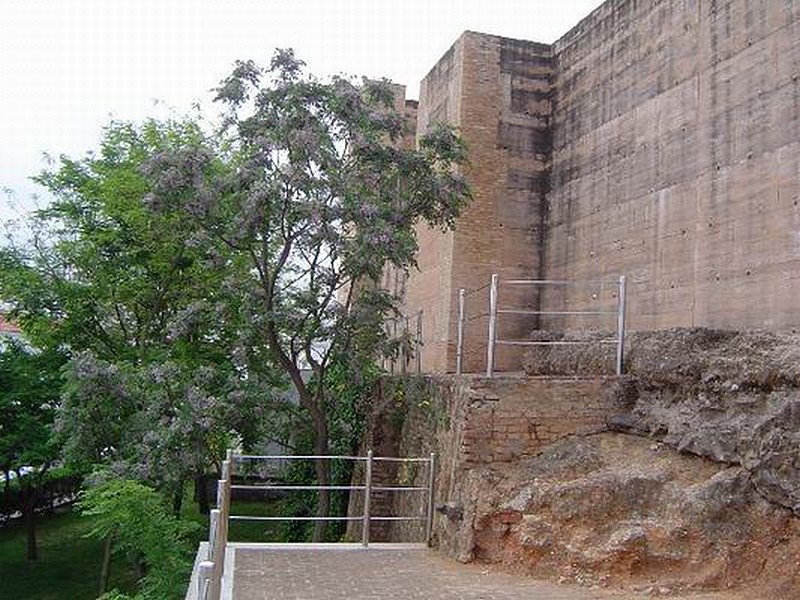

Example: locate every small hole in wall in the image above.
[746,269,751,276]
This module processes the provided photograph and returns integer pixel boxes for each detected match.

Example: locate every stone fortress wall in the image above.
[394,0,800,373]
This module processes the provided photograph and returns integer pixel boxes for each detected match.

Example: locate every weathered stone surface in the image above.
[347,376,621,544]
[356,328,800,594]
[525,328,800,513]
[390,1,800,375]
[461,434,800,595]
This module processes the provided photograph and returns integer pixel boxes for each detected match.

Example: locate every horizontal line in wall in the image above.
[496,339,618,346]
[497,309,616,316]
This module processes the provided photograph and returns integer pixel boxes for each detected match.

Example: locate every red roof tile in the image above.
[0,313,21,335]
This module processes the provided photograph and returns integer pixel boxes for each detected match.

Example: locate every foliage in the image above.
[0,119,282,499]
[143,49,470,538]
[78,478,199,600]
[0,340,67,559]
[0,509,138,600]
[57,352,273,490]
[1,468,82,520]
[0,341,65,477]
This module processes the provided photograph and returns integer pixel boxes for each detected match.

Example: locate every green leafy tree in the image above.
[144,49,470,539]
[0,341,66,560]
[0,119,280,512]
[78,478,199,599]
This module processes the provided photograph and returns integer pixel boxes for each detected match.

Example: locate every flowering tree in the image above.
[144,49,470,539]
[0,120,280,513]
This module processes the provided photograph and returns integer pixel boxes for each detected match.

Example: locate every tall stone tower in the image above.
[400,32,554,373]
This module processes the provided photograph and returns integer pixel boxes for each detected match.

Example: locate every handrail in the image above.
[483,274,627,377]
[456,274,627,377]
[216,450,437,554]
[236,454,367,461]
[502,278,620,286]
[197,449,438,597]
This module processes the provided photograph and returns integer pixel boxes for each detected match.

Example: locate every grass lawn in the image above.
[1,490,342,599]
[0,508,138,600]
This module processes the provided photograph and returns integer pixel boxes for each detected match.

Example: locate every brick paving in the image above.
[229,544,746,600]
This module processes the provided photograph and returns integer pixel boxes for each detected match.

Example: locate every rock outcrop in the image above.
[441,329,800,595]
[459,434,800,596]
[525,329,800,513]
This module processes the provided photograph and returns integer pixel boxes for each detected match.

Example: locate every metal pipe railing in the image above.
[482,274,627,377]
[381,311,424,375]
[192,448,438,598]
[362,449,372,547]
[220,451,437,549]
[229,515,364,522]
[425,452,436,546]
[486,274,498,377]
[456,289,465,375]
[616,275,627,376]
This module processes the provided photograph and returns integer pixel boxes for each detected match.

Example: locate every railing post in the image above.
[391,319,398,374]
[401,315,409,375]
[209,485,225,600]
[616,275,627,376]
[456,289,465,375]
[416,310,423,374]
[425,452,436,546]
[486,274,499,378]
[198,560,214,600]
[209,452,233,600]
[208,509,219,561]
[362,449,373,547]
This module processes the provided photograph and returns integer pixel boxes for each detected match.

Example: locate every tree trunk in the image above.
[172,480,184,519]
[21,482,37,561]
[98,534,113,596]
[134,553,147,581]
[2,469,10,510]
[311,413,330,542]
[195,473,210,515]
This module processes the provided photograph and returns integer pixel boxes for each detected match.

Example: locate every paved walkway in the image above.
[228,544,748,600]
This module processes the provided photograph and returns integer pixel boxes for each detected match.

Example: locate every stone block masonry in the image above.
[457,377,616,466]
[392,0,800,374]
[401,33,554,374]
[347,376,622,544]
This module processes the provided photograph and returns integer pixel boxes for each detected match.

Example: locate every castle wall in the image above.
[401,40,463,373]
[347,375,620,547]
[406,32,554,373]
[543,0,800,331]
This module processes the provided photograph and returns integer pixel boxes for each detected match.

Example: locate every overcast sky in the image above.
[0,0,604,219]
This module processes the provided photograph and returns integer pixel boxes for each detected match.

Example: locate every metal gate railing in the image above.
[197,450,436,600]
[456,274,627,377]
[383,310,423,374]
